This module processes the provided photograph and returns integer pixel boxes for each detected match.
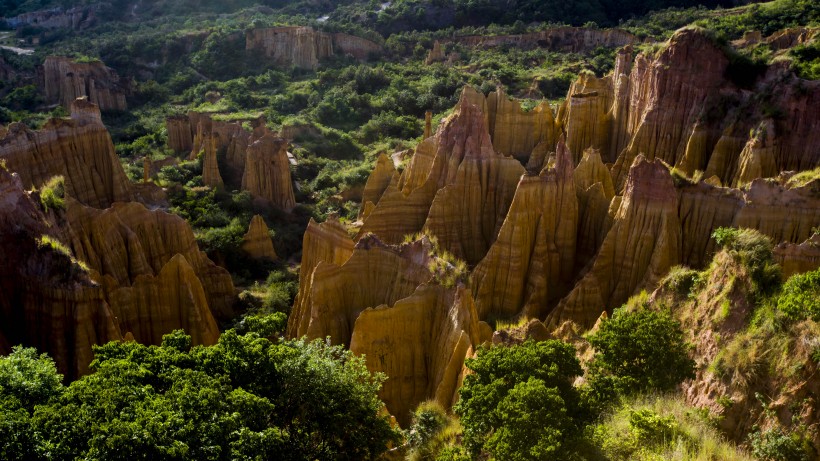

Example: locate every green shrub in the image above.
[39,176,65,213]
[777,268,820,321]
[660,265,700,297]
[628,409,682,445]
[749,425,813,461]
[587,308,695,394]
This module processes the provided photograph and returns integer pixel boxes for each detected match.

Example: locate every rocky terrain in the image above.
[245,26,382,70]
[166,111,296,210]
[288,27,820,427]
[42,56,129,112]
[0,99,234,378]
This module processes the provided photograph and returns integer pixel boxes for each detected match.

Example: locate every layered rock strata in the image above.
[241,134,296,211]
[470,139,578,319]
[42,56,127,111]
[0,98,133,208]
[65,199,236,321]
[245,26,382,70]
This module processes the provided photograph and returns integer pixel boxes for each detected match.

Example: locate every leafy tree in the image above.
[454,340,583,459]
[0,347,63,460]
[587,308,695,394]
[0,330,399,460]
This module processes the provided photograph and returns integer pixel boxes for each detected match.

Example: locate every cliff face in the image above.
[201,135,224,188]
[558,28,820,191]
[291,224,483,426]
[359,89,531,252]
[350,284,481,427]
[0,167,121,380]
[64,199,236,321]
[0,98,133,208]
[245,27,382,70]
[461,86,560,163]
[470,140,578,320]
[42,56,127,112]
[241,134,296,211]
[421,102,525,265]
[288,218,356,339]
[548,156,682,328]
[359,153,397,220]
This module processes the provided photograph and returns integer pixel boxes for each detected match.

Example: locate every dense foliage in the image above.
[587,308,696,394]
[0,331,399,460]
[454,340,585,460]
[777,267,820,321]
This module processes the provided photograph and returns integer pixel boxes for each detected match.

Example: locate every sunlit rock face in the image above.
[241,215,278,262]
[558,28,820,191]
[42,56,128,112]
[0,98,133,208]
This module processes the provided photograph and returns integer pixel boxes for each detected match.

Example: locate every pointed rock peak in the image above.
[457,85,487,110]
[70,96,103,125]
[543,136,574,180]
[242,215,278,262]
[446,99,498,158]
[624,155,677,204]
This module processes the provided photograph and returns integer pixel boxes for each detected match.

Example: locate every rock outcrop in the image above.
[201,135,224,188]
[350,284,481,427]
[359,153,398,220]
[289,27,820,426]
[241,215,277,262]
[245,26,382,70]
[65,198,236,321]
[42,56,128,111]
[166,112,296,209]
[290,224,482,426]
[775,233,820,278]
[470,139,578,320]
[421,102,525,265]
[288,218,356,339]
[546,156,681,328]
[0,166,121,379]
[106,254,220,347]
[359,89,529,252]
[0,98,133,208]
[241,134,296,211]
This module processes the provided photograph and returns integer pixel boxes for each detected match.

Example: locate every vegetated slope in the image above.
[642,228,820,454]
